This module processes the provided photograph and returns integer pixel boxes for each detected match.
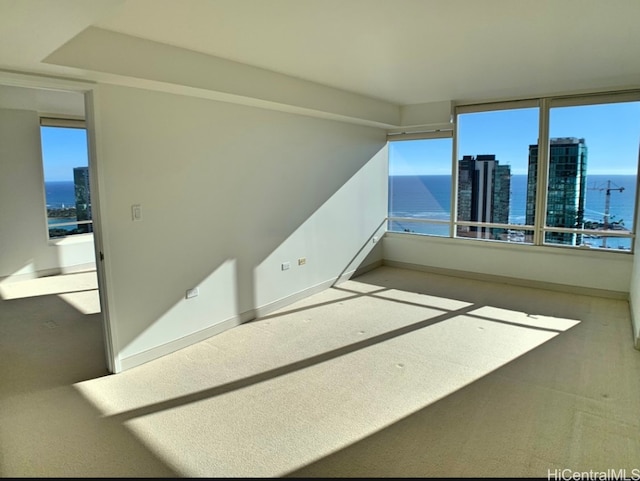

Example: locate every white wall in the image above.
[0,108,95,280]
[383,233,633,297]
[93,85,387,371]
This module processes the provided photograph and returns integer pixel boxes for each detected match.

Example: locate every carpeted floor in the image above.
[1,265,639,477]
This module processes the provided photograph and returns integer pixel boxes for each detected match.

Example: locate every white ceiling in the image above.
[1,0,639,107]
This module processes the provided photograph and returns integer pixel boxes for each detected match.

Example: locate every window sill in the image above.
[48,232,94,246]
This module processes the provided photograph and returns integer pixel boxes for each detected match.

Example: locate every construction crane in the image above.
[588,179,625,248]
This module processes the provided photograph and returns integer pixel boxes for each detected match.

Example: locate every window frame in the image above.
[540,93,640,250]
[387,128,455,237]
[40,116,93,239]
[454,100,539,243]
[387,89,640,254]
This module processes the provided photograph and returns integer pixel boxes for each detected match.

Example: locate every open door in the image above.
[84,88,118,373]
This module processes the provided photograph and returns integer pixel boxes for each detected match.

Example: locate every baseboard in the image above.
[252,277,337,318]
[109,258,637,372]
[0,262,97,283]
[352,259,383,278]
[629,298,640,351]
[61,262,97,274]
[119,313,250,372]
[382,259,629,300]
[118,276,339,372]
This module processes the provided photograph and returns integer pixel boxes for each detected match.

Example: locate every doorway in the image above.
[0,74,114,373]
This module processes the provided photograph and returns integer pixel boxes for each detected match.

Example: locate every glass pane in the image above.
[456,107,539,242]
[455,226,534,243]
[387,219,449,237]
[388,138,452,236]
[547,101,639,250]
[41,126,93,237]
[576,234,633,251]
[506,228,534,244]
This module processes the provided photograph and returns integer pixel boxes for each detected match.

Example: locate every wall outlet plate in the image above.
[132,204,142,221]
[186,287,199,299]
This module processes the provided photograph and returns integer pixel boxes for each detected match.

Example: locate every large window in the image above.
[40,119,93,238]
[456,103,538,243]
[387,91,640,253]
[544,99,639,250]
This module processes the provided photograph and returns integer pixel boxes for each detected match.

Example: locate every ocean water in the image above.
[389,174,637,249]
[45,177,637,246]
[45,181,76,208]
[45,181,78,233]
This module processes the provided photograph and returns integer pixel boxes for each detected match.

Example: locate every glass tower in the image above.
[457,154,511,240]
[526,137,588,245]
[73,166,93,234]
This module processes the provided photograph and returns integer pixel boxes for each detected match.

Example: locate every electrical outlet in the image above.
[186,287,199,299]
[281,262,290,271]
[132,204,142,221]
[298,257,306,266]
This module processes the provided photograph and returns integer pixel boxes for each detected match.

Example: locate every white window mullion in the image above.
[534,98,550,246]
[451,117,459,238]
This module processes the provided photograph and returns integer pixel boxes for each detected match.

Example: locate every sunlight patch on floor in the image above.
[0,270,98,300]
[73,286,580,477]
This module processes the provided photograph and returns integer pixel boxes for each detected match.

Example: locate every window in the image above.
[387,91,640,253]
[388,133,453,236]
[40,119,93,238]
[456,103,538,243]
[544,98,639,250]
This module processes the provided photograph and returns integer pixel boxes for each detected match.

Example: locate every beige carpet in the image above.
[1,265,639,477]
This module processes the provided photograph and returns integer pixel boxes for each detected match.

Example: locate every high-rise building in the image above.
[457,154,511,239]
[73,166,93,233]
[526,137,587,245]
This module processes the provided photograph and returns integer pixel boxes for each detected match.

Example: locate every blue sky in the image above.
[40,126,89,182]
[41,102,640,180]
[390,101,640,176]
